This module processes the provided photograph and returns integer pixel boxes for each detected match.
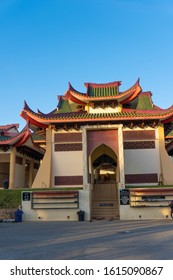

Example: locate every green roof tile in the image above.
[88,86,118,97]
[137,95,153,110]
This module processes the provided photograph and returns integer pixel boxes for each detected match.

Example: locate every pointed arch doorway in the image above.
[90,144,120,220]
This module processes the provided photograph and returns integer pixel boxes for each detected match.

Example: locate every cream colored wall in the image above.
[52,151,83,176]
[22,188,91,221]
[89,106,120,114]
[120,205,171,220]
[123,127,161,186]
[124,148,160,174]
[22,201,79,221]
[51,129,83,187]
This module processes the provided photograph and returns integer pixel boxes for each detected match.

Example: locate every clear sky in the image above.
[0,0,173,129]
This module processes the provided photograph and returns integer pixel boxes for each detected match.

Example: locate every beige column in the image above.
[82,126,88,186]
[32,126,52,188]
[118,124,125,189]
[29,159,34,188]
[22,158,26,188]
[9,147,16,189]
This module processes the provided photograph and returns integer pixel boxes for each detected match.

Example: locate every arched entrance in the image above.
[90,144,120,220]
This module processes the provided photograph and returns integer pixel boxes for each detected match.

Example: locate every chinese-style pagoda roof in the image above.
[0,123,45,158]
[21,80,173,135]
[0,124,19,139]
[21,101,173,124]
[0,124,19,131]
[20,79,173,135]
[66,79,141,104]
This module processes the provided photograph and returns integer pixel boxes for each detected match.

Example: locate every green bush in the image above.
[0,189,22,209]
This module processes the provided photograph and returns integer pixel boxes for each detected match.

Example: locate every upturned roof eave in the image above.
[20,110,173,126]
[0,126,30,146]
[0,124,19,131]
[67,79,141,103]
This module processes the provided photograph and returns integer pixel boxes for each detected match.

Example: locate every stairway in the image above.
[91,184,119,220]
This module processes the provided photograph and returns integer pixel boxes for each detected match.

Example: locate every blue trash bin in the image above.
[15,209,23,222]
[77,210,85,221]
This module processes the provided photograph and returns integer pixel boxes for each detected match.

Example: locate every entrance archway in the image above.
[90,144,120,220]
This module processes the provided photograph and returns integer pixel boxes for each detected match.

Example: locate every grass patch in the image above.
[0,187,82,209]
[0,189,22,209]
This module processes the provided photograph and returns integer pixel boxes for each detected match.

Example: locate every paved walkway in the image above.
[0,220,173,259]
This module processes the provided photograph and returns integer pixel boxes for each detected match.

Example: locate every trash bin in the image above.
[77,210,85,221]
[14,209,23,222]
[3,179,9,189]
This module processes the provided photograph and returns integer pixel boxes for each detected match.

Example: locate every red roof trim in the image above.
[67,79,141,103]
[0,126,29,146]
[0,124,19,131]
[19,109,173,124]
[162,115,173,124]
[65,90,86,105]
[20,102,48,129]
[13,129,30,147]
[120,79,142,104]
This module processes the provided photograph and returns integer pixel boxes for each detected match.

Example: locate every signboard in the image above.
[22,192,31,201]
[99,203,113,206]
[120,189,130,205]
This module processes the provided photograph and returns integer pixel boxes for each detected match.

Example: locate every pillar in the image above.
[9,147,16,189]
[29,159,34,188]
[22,158,26,188]
[32,126,52,188]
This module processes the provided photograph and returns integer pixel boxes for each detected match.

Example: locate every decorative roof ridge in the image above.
[120,79,142,104]
[37,108,57,116]
[84,81,122,89]
[134,106,173,115]
[120,78,140,95]
[0,124,19,130]
[21,103,48,129]
[123,105,173,113]
[164,104,173,111]
[68,87,140,101]
[13,124,45,152]
[68,82,85,95]
[19,108,173,126]
[140,91,152,96]
[22,101,49,118]
[64,79,142,104]
[66,89,86,98]
[23,101,34,114]
[0,124,30,144]
[153,104,162,110]
[58,95,68,101]
[23,110,166,119]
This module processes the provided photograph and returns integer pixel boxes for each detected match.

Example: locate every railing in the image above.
[129,188,173,207]
[31,191,79,209]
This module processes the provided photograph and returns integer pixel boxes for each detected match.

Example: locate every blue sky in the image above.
[0,0,173,129]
